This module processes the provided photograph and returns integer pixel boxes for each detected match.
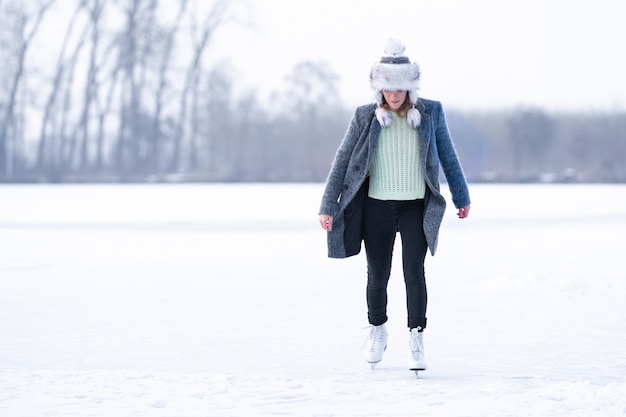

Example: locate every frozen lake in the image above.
[0,183,625,416]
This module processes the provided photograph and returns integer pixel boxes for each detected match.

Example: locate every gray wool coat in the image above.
[319,98,471,258]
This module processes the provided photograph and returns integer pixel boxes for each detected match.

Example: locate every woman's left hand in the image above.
[457,205,470,219]
[319,214,334,231]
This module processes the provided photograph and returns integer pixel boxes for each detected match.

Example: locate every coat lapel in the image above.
[368,116,381,158]
[417,106,431,169]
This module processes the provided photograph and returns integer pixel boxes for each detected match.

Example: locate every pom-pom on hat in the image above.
[370,38,421,128]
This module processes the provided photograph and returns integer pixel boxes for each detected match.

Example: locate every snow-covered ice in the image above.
[1,183,625,416]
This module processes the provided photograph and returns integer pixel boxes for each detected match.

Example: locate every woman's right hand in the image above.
[319,215,333,231]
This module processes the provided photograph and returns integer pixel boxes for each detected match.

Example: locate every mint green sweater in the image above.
[368,111,426,200]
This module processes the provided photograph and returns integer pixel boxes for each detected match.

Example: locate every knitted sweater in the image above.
[368,111,425,200]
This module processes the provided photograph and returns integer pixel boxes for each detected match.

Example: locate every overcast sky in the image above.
[211,0,626,112]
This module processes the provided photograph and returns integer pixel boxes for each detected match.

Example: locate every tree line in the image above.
[1,0,624,184]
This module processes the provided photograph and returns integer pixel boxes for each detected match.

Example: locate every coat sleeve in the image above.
[434,102,471,209]
[319,109,364,217]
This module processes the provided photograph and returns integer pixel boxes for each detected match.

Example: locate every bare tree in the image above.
[270,61,343,179]
[148,0,188,175]
[35,1,87,177]
[74,0,106,173]
[201,66,234,178]
[281,61,341,125]
[110,0,158,175]
[0,0,56,179]
[170,0,230,173]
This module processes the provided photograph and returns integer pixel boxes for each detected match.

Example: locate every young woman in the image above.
[318,39,471,372]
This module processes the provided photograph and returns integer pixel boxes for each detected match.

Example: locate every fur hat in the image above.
[370,38,421,128]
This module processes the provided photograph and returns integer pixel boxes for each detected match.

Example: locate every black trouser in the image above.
[363,197,428,329]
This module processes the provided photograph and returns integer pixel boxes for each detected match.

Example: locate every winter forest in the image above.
[1,0,625,184]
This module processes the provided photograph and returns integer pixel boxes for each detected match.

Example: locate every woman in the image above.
[318,39,471,372]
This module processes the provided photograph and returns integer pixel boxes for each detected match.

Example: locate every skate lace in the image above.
[409,331,423,359]
[362,325,386,352]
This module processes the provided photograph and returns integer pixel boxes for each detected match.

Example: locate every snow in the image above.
[1,183,625,417]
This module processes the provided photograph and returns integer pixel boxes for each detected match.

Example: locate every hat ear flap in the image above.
[407,107,421,128]
[375,107,393,127]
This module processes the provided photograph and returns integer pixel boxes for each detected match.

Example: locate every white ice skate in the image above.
[408,327,426,376]
[362,324,388,369]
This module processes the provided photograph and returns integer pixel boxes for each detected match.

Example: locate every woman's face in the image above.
[382,90,408,111]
